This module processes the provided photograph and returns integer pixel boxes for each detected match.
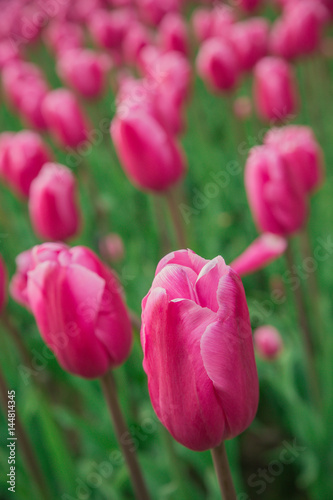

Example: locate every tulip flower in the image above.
[196,37,240,93]
[1,131,52,198]
[15,243,132,378]
[141,249,259,452]
[111,108,186,191]
[44,21,84,56]
[231,234,288,277]
[29,163,81,241]
[0,132,15,181]
[244,145,308,236]
[89,9,134,53]
[122,22,151,65]
[99,234,125,263]
[10,249,34,310]
[0,254,7,313]
[136,0,180,26]
[159,12,189,55]
[192,6,235,42]
[238,0,262,12]
[42,89,90,149]
[254,326,283,360]
[0,39,21,70]
[57,49,111,99]
[230,18,269,72]
[253,57,298,122]
[264,126,324,193]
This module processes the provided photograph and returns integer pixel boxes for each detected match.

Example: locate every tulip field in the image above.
[1,0,333,499]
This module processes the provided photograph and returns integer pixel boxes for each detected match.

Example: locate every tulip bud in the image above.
[264,126,324,193]
[29,163,81,241]
[42,89,90,149]
[89,9,134,52]
[253,57,298,123]
[159,13,189,55]
[99,233,125,263]
[230,18,269,72]
[196,37,240,93]
[192,5,235,43]
[0,254,7,313]
[254,326,283,360]
[231,234,287,277]
[245,145,308,236]
[17,243,132,378]
[1,131,52,198]
[57,49,111,99]
[111,109,187,191]
[192,8,214,43]
[141,249,258,451]
[44,21,84,56]
[122,22,151,65]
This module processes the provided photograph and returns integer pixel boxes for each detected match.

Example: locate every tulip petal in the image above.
[151,264,198,301]
[201,270,259,439]
[195,257,228,312]
[155,249,208,276]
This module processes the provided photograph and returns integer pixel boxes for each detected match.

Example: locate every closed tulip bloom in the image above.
[122,22,151,65]
[23,243,132,378]
[2,131,52,198]
[264,126,324,193]
[111,109,186,191]
[137,0,180,26]
[254,326,283,360]
[99,233,125,263]
[245,145,308,235]
[141,249,259,451]
[192,8,214,42]
[231,18,269,72]
[10,249,34,309]
[44,21,84,56]
[42,89,90,149]
[159,13,189,55]
[231,234,287,277]
[0,254,7,313]
[253,57,298,122]
[197,37,240,93]
[238,0,262,12]
[0,132,15,181]
[0,39,21,70]
[192,6,235,43]
[29,163,81,241]
[57,49,111,99]
[89,9,134,52]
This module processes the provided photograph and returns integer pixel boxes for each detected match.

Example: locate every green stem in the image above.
[165,188,188,249]
[211,442,237,500]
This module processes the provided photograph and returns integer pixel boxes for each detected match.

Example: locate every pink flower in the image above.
[0,131,52,198]
[10,249,35,310]
[13,243,132,378]
[29,163,81,241]
[254,326,283,360]
[42,89,90,149]
[196,37,240,93]
[230,18,269,72]
[192,6,235,42]
[57,49,111,99]
[231,234,287,277]
[264,126,324,193]
[44,21,84,56]
[122,22,151,65]
[159,12,189,56]
[99,233,125,263]
[238,0,262,12]
[0,39,21,70]
[141,249,259,451]
[136,0,181,26]
[244,145,308,236]
[89,8,134,52]
[0,254,7,313]
[253,57,298,122]
[111,109,187,191]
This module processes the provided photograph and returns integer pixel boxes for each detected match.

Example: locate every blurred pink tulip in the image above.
[196,37,240,93]
[192,5,235,43]
[122,22,151,65]
[141,249,259,451]
[137,0,181,26]
[230,18,269,72]
[253,57,298,122]
[17,243,132,378]
[264,126,324,193]
[0,132,15,181]
[42,89,90,149]
[99,233,125,262]
[245,145,308,236]
[254,326,283,360]
[233,96,252,121]
[111,109,186,191]
[0,254,7,313]
[89,8,134,52]
[0,39,21,70]
[10,249,34,310]
[57,49,111,99]
[29,163,81,241]
[231,234,288,277]
[238,0,262,12]
[1,131,52,198]
[159,12,189,55]
[44,21,84,56]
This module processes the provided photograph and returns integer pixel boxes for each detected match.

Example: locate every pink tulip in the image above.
[44,21,84,56]
[57,49,111,99]
[231,234,288,277]
[264,126,324,193]
[10,249,34,310]
[192,5,235,43]
[0,254,7,313]
[141,249,259,451]
[245,145,308,236]
[89,9,134,52]
[254,326,283,360]
[253,57,298,122]
[230,18,269,72]
[0,39,21,70]
[29,163,81,241]
[233,96,252,121]
[18,243,132,378]
[111,109,187,191]
[196,37,240,93]
[159,13,189,55]
[137,0,181,26]
[42,89,90,149]
[0,132,15,181]
[192,8,214,43]
[2,62,49,130]
[122,22,151,65]
[238,0,262,12]
[1,131,52,198]
[99,233,125,263]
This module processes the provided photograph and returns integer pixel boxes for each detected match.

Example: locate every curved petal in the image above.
[151,264,198,301]
[195,256,228,312]
[155,249,208,277]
